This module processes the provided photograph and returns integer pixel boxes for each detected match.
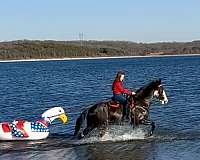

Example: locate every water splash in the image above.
[78,124,150,144]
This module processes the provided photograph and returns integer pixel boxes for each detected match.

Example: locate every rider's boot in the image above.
[122,105,129,122]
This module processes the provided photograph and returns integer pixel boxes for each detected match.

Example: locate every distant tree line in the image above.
[0,40,200,60]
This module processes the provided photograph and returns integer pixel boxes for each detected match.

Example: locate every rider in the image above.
[112,71,135,120]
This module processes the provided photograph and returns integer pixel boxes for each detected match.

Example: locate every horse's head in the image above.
[41,106,68,124]
[127,80,168,130]
[135,79,168,105]
[152,79,168,105]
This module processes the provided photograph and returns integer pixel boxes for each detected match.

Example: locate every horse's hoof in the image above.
[78,133,84,139]
[99,133,104,137]
[148,131,153,136]
[99,131,105,137]
[122,117,129,123]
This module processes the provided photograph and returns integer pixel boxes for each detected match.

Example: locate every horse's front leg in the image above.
[142,119,155,136]
[150,121,155,135]
[98,120,108,137]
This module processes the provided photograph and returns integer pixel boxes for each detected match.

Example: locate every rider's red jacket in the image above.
[112,81,131,95]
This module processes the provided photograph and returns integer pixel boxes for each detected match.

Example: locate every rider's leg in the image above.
[122,100,128,119]
[113,94,128,119]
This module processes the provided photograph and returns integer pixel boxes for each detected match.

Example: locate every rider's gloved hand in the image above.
[131,91,136,95]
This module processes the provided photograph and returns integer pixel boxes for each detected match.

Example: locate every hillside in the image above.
[0,40,200,60]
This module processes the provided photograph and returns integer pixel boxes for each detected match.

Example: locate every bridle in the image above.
[154,84,165,101]
[127,95,135,109]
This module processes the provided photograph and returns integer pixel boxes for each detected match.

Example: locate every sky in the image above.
[0,0,200,42]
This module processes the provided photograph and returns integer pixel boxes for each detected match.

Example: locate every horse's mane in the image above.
[135,79,161,99]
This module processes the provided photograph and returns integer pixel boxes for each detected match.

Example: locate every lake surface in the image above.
[0,55,200,160]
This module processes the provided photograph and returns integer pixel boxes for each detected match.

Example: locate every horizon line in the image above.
[1,39,200,44]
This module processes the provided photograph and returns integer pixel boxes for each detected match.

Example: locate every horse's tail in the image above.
[74,109,88,136]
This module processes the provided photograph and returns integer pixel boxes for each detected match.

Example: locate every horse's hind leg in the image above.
[79,116,96,138]
[74,116,82,136]
[74,110,88,137]
[79,125,95,138]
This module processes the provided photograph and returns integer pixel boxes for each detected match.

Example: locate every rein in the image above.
[129,95,150,125]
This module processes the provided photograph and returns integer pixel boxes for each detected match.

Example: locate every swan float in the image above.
[0,106,68,141]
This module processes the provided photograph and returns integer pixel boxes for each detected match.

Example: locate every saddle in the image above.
[108,100,121,109]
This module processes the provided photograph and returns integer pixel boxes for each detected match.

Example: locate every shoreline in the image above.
[0,54,200,63]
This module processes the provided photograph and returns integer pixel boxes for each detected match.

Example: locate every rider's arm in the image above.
[116,82,131,95]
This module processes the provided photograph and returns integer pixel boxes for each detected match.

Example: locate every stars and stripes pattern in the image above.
[10,123,27,138]
[31,122,49,132]
[9,121,49,138]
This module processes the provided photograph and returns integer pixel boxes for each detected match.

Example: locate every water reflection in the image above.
[70,141,156,160]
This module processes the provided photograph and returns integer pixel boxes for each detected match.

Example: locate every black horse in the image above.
[74,79,168,138]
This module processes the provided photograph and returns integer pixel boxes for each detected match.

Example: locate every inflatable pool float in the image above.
[0,106,68,140]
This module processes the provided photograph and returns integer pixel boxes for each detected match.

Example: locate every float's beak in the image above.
[59,113,68,124]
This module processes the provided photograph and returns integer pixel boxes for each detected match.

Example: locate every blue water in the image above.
[0,55,200,160]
